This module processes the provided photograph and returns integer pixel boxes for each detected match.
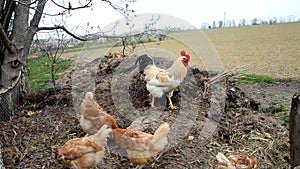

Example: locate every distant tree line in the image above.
[201,15,299,29]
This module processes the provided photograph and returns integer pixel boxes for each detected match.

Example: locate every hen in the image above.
[80,92,118,134]
[55,125,112,169]
[110,123,170,165]
[135,51,190,109]
[216,152,258,169]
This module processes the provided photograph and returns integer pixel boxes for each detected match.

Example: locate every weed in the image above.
[236,74,274,85]
[26,56,73,91]
[262,105,287,115]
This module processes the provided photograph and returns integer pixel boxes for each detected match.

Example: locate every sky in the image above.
[41,0,300,35]
[130,0,300,26]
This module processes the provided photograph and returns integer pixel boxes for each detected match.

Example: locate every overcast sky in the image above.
[131,0,300,25]
[41,0,300,35]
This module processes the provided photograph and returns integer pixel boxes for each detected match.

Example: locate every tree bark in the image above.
[0,0,47,121]
[0,0,30,121]
[24,0,46,58]
[290,92,300,168]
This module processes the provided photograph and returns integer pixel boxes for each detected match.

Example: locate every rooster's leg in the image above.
[151,96,155,107]
[167,96,177,110]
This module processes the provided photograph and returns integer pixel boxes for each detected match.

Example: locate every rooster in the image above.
[135,51,190,109]
[80,92,118,135]
[55,125,112,169]
[110,123,170,165]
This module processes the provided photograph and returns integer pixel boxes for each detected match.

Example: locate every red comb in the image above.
[180,51,190,59]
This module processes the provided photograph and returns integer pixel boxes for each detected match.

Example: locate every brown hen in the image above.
[80,92,118,134]
[55,125,112,169]
[216,152,258,169]
[111,122,170,164]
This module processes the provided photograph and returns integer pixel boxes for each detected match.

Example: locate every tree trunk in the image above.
[0,0,46,121]
[290,92,300,168]
[0,0,29,121]
[0,48,23,121]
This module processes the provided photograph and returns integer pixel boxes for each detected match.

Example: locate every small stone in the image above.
[188,136,194,141]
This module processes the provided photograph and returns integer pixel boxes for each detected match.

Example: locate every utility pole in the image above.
[223,11,227,27]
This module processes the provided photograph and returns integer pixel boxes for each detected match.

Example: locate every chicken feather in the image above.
[111,123,170,165]
[56,125,112,169]
[155,72,172,83]
[80,92,118,134]
[135,51,190,109]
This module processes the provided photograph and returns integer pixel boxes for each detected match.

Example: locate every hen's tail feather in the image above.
[83,92,94,103]
[135,54,154,73]
[152,123,170,142]
[92,125,112,146]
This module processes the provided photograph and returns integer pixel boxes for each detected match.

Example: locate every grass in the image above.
[26,56,73,91]
[236,74,275,85]
[262,105,287,114]
[262,105,289,123]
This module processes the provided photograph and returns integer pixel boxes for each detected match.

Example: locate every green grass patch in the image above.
[26,56,73,91]
[262,105,288,123]
[237,74,275,85]
[262,105,287,115]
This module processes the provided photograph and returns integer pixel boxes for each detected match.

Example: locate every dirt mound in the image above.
[0,53,289,168]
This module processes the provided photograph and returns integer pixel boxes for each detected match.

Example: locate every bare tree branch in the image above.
[102,0,135,17]
[0,24,15,53]
[17,0,64,16]
[50,0,92,11]
[38,25,89,41]
[0,0,5,12]
[16,0,45,12]
[18,0,125,18]
[29,0,47,29]
[0,24,12,48]
[32,0,93,16]
[24,0,47,56]
[38,24,163,42]
[21,0,39,6]
[1,0,15,32]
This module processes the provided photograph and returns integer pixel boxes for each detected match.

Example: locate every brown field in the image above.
[204,22,300,79]
[63,22,300,79]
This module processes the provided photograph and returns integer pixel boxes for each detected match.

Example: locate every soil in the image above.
[240,80,300,127]
[0,53,295,169]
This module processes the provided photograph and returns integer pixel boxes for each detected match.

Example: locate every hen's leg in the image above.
[151,96,155,107]
[167,96,177,110]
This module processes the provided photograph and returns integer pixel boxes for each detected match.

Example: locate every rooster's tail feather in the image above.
[135,54,154,73]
